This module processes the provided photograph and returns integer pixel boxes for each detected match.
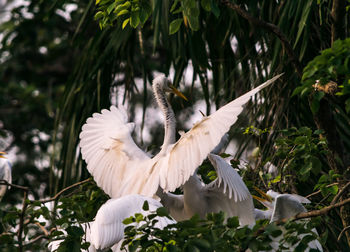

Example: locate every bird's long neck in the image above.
[183,175,203,201]
[153,85,176,152]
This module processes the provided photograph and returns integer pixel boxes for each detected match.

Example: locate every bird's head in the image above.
[152,75,188,101]
[252,186,274,209]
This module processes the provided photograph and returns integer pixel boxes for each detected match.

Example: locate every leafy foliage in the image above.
[121,207,323,252]
[294,38,350,113]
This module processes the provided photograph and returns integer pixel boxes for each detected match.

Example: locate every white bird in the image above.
[79,74,282,199]
[254,189,323,251]
[0,153,12,201]
[49,194,175,252]
[157,152,255,225]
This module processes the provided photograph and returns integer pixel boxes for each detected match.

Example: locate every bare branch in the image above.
[0,180,29,191]
[331,181,350,205]
[18,191,28,252]
[23,234,48,247]
[338,226,350,242]
[31,177,93,204]
[278,197,350,223]
[306,183,338,199]
[219,0,303,77]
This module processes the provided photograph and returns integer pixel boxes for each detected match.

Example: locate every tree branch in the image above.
[219,0,303,77]
[331,181,350,205]
[306,183,338,199]
[0,180,29,191]
[31,177,93,204]
[23,234,48,247]
[278,197,350,223]
[338,226,350,242]
[18,190,28,252]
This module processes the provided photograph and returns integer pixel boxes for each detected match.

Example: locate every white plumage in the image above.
[158,152,255,225]
[254,190,323,251]
[79,74,282,199]
[49,194,175,252]
[0,157,12,201]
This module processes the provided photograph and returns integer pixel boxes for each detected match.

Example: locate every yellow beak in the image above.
[170,85,188,101]
[0,152,7,159]
[253,186,273,202]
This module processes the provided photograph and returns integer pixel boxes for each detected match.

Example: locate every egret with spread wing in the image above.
[79,74,282,199]
[254,189,323,251]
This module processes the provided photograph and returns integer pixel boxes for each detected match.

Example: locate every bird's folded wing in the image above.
[154,74,283,192]
[91,195,171,250]
[206,154,251,202]
[290,194,311,204]
[271,194,307,222]
[79,106,150,198]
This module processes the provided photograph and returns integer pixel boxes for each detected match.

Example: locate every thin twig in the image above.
[35,222,49,236]
[31,177,93,204]
[219,0,303,77]
[338,226,350,242]
[23,234,48,247]
[18,191,28,252]
[306,183,338,199]
[0,180,29,191]
[331,181,350,205]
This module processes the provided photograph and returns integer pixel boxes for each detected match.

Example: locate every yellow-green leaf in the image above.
[169,18,182,35]
[122,18,130,29]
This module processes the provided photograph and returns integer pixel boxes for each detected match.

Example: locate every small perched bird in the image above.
[0,152,12,201]
[49,194,175,252]
[254,189,323,251]
[79,74,282,200]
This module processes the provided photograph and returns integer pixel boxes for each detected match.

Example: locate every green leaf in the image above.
[329,185,339,195]
[94,11,104,20]
[122,18,130,29]
[142,200,149,211]
[210,0,220,18]
[130,11,140,28]
[117,9,129,16]
[201,0,211,11]
[123,216,134,225]
[156,207,169,217]
[107,2,117,14]
[169,18,183,35]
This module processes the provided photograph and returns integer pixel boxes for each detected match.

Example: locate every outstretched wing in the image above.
[79,106,150,198]
[204,153,255,225]
[154,74,282,192]
[90,195,175,250]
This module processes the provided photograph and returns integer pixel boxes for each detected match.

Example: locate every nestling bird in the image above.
[254,189,323,251]
[79,74,282,199]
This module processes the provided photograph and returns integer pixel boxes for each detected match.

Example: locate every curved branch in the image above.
[31,177,93,204]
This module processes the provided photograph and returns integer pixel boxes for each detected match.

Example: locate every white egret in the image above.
[157,152,255,225]
[79,74,282,199]
[0,152,12,201]
[49,194,175,252]
[254,189,323,251]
